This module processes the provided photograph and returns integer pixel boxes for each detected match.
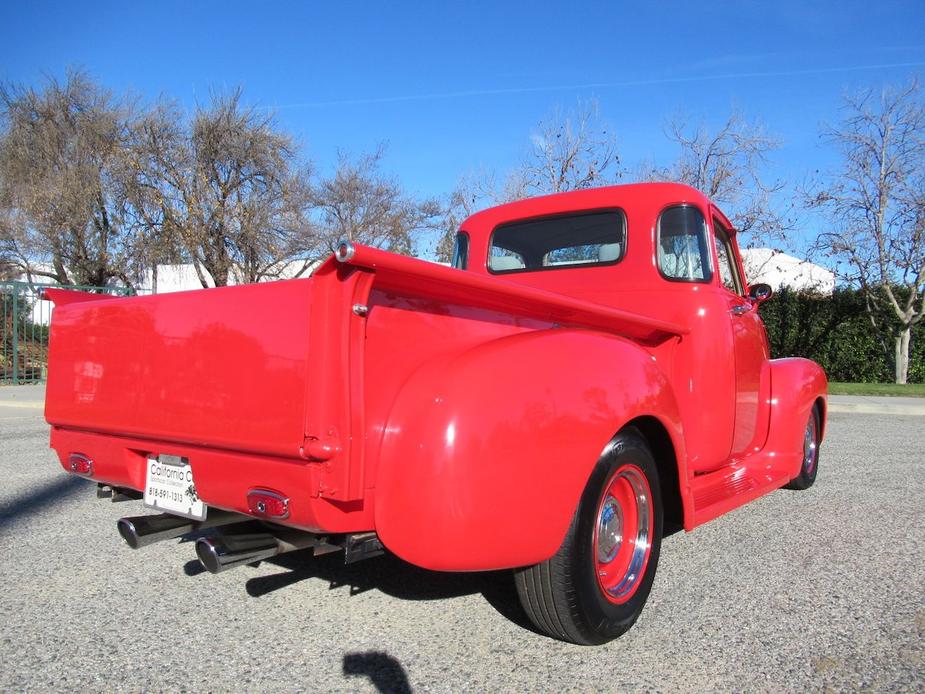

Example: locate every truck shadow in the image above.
[0,474,91,530]
[182,529,686,636]
[210,550,538,634]
[342,651,412,694]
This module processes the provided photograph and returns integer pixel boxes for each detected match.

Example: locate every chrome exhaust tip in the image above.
[118,513,195,549]
[118,510,244,549]
[195,534,281,574]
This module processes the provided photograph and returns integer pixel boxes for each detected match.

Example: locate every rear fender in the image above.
[767,357,828,479]
[374,328,685,571]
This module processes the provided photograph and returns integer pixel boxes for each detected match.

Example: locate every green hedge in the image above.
[758,288,924,383]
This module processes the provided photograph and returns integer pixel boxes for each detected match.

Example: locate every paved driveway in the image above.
[0,391,922,692]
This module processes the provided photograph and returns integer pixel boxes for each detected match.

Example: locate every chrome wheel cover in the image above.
[803,413,818,476]
[594,465,652,603]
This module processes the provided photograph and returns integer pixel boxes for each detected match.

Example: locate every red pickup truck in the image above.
[44,183,826,645]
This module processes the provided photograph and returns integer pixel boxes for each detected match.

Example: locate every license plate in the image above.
[144,454,207,521]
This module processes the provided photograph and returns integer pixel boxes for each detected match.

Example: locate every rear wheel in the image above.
[514,429,663,645]
[785,406,820,491]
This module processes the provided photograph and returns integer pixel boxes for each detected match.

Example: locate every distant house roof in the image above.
[741,248,834,294]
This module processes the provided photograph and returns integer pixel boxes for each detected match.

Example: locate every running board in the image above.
[689,452,799,527]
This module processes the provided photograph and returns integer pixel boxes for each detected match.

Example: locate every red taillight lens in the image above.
[247,489,289,519]
[68,453,93,476]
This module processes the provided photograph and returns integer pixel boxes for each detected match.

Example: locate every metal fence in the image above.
[1,281,134,385]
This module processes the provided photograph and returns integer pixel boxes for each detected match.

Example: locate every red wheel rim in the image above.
[593,463,653,604]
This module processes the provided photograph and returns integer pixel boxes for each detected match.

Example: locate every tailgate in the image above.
[45,280,312,458]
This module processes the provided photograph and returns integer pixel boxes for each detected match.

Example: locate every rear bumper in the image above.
[49,426,374,534]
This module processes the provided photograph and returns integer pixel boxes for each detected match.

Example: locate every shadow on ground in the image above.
[343,651,412,694]
[183,548,539,635]
[0,475,91,530]
[181,524,691,638]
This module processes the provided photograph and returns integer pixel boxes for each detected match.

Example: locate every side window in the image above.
[451,232,470,270]
[657,206,712,282]
[712,222,743,295]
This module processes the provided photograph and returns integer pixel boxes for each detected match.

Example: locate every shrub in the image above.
[758,287,924,383]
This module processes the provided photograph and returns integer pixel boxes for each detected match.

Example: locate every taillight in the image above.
[68,453,93,476]
[247,489,289,519]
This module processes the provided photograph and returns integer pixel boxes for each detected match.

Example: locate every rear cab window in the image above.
[488,210,626,274]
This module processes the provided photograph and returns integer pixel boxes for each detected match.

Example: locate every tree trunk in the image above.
[895,327,911,384]
[52,254,70,285]
[212,264,229,287]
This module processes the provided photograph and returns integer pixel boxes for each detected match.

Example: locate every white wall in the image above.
[140,260,322,294]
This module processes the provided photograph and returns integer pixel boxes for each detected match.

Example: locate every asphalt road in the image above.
[1,397,923,692]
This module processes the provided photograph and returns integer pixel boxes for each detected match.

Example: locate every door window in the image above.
[712,223,744,295]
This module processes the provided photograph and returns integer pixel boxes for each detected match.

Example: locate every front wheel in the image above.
[514,429,663,645]
[785,405,821,490]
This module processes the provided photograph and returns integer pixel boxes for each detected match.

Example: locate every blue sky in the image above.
[2,1,925,245]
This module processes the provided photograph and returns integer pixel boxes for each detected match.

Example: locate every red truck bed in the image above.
[46,280,313,458]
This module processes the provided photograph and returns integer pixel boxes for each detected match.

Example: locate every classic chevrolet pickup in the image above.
[43,183,826,645]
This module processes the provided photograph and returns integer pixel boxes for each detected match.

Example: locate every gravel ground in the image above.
[0,405,923,693]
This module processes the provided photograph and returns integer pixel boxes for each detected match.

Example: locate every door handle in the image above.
[729,304,751,316]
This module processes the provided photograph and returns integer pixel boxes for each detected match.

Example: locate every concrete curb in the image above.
[0,401,44,410]
[827,395,925,416]
[827,403,925,415]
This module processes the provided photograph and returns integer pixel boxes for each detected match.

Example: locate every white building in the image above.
[741,248,835,295]
[140,260,321,294]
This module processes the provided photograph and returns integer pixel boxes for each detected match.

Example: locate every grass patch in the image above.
[828,382,925,397]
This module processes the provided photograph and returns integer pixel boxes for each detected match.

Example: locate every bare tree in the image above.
[119,101,187,288]
[513,99,621,197]
[0,206,23,279]
[0,210,16,281]
[808,81,925,384]
[0,70,137,287]
[436,99,620,261]
[434,174,485,263]
[641,110,791,249]
[310,148,440,259]
[127,90,312,287]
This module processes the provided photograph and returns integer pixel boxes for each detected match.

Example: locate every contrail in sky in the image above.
[273,61,925,109]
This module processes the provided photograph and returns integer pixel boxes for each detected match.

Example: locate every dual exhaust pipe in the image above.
[117,511,347,574]
[117,510,242,549]
[195,531,337,573]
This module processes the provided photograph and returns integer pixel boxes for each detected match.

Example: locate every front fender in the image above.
[767,357,828,479]
[374,328,683,571]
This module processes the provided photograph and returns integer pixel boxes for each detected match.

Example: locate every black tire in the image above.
[514,429,663,645]
[785,405,820,491]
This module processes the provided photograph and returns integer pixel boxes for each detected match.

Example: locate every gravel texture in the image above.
[0,406,923,693]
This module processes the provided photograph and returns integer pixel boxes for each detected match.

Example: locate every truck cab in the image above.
[453,184,773,476]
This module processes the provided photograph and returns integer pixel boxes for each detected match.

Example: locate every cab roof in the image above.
[459,182,732,248]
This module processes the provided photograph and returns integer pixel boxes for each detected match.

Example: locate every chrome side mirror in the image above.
[748,283,773,303]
